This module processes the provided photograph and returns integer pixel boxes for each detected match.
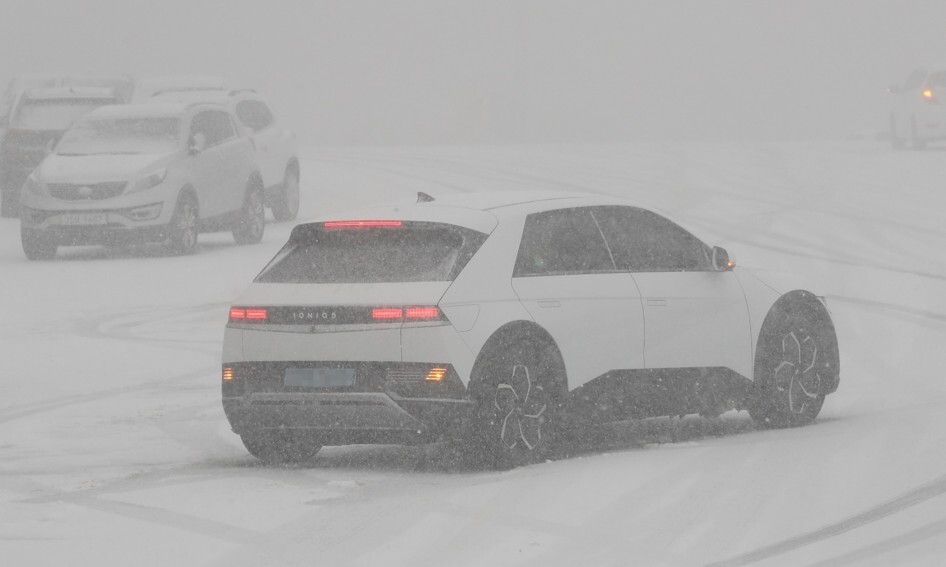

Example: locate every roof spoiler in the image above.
[417,191,435,203]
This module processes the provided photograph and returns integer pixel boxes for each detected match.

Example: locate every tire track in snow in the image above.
[0,365,217,425]
[830,295,946,326]
[805,516,946,567]
[705,472,946,566]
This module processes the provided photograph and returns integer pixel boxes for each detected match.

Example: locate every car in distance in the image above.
[1,86,118,217]
[150,90,300,221]
[888,67,946,149]
[19,102,265,259]
[222,192,840,468]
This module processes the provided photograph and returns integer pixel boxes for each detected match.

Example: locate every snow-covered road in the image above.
[2,141,945,566]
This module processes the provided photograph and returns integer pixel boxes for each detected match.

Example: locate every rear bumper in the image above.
[221,360,473,444]
[223,392,473,444]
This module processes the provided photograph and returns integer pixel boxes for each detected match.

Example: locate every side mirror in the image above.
[188,132,207,155]
[712,246,735,271]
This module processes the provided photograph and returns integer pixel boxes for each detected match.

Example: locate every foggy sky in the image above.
[3,0,946,145]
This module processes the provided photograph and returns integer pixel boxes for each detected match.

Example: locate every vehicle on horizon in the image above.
[150,89,300,221]
[19,102,265,259]
[221,191,841,468]
[888,67,946,149]
[0,86,119,217]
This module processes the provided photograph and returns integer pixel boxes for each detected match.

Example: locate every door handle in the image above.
[538,300,561,308]
[647,299,668,307]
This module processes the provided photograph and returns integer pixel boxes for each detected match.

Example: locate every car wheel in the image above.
[233,182,265,245]
[240,430,322,464]
[21,227,57,260]
[748,305,837,428]
[465,336,566,469]
[167,194,199,255]
[911,116,927,150]
[271,167,300,222]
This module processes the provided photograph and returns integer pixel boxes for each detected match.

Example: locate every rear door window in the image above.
[235,100,275,131]
[255,222,488,283]
[514,208,615,276]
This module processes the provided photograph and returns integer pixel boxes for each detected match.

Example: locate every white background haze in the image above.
[5,0,946,144]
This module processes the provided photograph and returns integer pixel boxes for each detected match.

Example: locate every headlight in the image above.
[23,175,47,196]
[132,169,167,191]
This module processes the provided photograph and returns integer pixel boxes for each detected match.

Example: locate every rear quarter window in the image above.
[255,222,488,283]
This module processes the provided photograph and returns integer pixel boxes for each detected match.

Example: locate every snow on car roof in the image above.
[148,90,232,105]
[134,76,228,90]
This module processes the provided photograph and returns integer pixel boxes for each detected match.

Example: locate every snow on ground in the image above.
[1,141,945,566]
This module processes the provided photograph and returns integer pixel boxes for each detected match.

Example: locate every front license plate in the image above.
[60,212,107,226]
[284,367,355,388]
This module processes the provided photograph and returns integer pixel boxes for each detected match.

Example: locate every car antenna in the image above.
[416,191,435,203]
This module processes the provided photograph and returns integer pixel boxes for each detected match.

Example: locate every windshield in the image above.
[11,99,111,131]
[55,117,181,156]
[255,223,487,284]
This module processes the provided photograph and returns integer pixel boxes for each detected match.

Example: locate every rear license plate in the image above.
[284,368,355,388]
[61,212,107,226]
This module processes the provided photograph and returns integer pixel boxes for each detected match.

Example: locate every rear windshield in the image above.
[255,222,488,284]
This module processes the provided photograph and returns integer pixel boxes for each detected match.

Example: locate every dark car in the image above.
[0,86,117,217]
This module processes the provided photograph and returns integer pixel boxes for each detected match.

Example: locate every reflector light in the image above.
[324,220,403,228]
[406,306,441,319]
[246,308,267,320]
[372,307,403,320]
[222,367,235,381]
[426,367,447,382]
[229,307,246,320]
[923,88,934,100]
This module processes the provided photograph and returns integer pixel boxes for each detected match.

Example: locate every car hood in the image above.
[36,152,177,183]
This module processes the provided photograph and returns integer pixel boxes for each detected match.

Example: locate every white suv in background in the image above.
[19,102,265,259]
[888,67,946,149]
[150,90,300,221]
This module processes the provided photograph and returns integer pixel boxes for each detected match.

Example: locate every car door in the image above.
[234,98,283,188]
[189,109,248,217]
[511,207,645,390]
[593,206,753,379]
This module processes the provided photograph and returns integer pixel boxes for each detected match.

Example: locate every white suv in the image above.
[889,68,946,149]
[150,90,300,221]
[19,102,265,260]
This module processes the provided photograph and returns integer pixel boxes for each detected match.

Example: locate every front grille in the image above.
[48,182,127,201]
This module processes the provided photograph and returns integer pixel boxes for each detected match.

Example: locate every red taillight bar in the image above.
[229,307,267,322]
[370,306,442,321]
[406,306,441,319]
[324,220,403,228]
[371,307,403,320]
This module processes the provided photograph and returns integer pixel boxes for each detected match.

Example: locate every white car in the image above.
[19,102,264,259]
[149,90,300,221]
[222,192,840,467]
[888,67,946,149]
